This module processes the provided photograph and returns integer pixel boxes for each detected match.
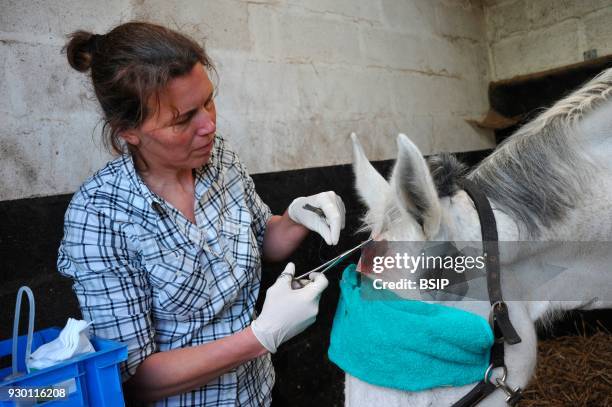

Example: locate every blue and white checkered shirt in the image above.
[58,135,274,406]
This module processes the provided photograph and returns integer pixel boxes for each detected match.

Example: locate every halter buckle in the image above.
[487,301,504,330]
[488,301,522,345]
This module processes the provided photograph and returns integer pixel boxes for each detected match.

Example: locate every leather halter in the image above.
[451,179,523,407]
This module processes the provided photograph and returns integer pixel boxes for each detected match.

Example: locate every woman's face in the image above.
[123,62,217,172]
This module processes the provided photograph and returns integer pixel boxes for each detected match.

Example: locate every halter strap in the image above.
[451,179,523,407]
[460,179,521,344]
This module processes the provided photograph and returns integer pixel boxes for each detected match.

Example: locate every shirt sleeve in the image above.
[57,193,156,381]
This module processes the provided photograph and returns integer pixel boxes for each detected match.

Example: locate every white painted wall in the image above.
[1,0,494,201]
[484,0,612,80]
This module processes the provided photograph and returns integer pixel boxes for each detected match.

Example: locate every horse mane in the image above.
[465,68,612,236]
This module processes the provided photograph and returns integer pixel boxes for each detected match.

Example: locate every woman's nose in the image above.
[194,109,216,136]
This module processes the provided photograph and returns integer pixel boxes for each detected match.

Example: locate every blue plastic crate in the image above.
[0,327,127,406]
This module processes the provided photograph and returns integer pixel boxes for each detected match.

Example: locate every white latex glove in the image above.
[288,191,346,245]
[251,263,328,353]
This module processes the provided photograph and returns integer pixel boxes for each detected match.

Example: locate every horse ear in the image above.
[391,133,441,238]
[351,133,391,212]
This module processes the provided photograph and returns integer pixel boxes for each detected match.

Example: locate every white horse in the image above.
[346,68,612,406]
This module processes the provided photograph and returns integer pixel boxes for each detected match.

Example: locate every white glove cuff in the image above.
[250,319,278,354]
[287,197,303,224]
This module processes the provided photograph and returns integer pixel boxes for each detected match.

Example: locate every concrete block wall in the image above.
[1,0,493,201]
[484,0,612,80]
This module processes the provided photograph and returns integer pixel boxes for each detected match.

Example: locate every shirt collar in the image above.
[119,153,162,208]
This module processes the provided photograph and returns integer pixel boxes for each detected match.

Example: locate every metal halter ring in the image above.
[484,364,507,385]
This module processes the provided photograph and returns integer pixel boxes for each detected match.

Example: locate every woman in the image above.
[58,22,345,406]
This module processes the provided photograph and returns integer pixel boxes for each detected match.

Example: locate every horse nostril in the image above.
[358,239,388,274]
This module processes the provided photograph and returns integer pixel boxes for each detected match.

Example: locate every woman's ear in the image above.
[120,129,141,146]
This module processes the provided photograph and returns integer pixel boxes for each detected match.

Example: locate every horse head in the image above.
[351,132,486,244]
[344,68,612,406]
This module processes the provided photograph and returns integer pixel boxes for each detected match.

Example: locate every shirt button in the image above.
[152,202,164,213]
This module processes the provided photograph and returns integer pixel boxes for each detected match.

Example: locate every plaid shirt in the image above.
[58,135,274,406]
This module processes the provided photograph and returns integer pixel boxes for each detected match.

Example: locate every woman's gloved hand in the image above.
[288,191,346,245]
[250,263,328,353]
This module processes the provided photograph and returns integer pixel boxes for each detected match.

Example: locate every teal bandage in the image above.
[328,264,493,391]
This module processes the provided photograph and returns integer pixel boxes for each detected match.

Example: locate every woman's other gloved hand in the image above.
[288,191,346,245]
[250,263,328,353]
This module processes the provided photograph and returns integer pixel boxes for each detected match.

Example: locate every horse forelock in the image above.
[427,154,469,198]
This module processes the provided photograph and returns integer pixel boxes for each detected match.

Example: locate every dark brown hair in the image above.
[65,22,215,154]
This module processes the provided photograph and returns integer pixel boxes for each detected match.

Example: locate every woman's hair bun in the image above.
[65,30,100,72]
